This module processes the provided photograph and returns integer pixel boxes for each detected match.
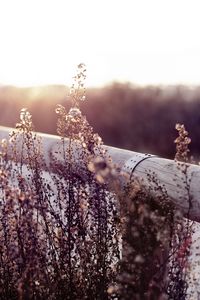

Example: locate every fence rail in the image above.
[0,125,199,222]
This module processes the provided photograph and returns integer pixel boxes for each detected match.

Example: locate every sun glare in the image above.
[0,0,200,87]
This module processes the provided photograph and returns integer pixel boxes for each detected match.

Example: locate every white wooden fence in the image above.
[0,125,199,222]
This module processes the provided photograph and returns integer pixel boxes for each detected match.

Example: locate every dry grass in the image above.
[0,65,196,299]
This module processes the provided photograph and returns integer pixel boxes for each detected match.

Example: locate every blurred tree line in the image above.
[0,83,200,159]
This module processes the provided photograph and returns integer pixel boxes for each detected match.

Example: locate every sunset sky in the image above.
[0,0,200,87]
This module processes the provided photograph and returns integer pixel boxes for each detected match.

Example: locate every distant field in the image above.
[0,83,200,159]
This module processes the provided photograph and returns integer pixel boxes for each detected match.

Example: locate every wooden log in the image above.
[123,153,200,222]
[0,126,199,222]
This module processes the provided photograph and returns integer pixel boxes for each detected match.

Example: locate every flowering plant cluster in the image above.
[0,64,195,299]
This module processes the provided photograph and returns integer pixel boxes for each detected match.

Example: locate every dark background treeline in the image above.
[0,83,200,159]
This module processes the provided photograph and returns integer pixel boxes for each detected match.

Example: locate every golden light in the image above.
[0,0,200,87]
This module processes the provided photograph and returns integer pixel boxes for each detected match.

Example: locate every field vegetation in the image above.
[0,66,198,299]
[0,83,200,158]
